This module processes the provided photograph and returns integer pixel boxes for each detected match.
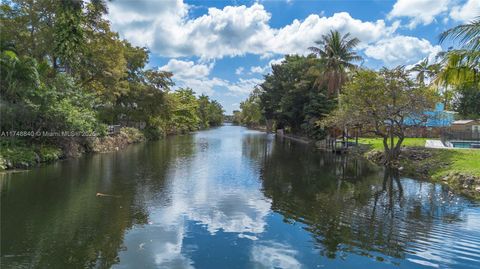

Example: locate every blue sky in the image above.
[107,0,479,113]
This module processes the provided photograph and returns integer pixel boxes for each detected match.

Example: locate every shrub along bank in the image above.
[0,127,145,170]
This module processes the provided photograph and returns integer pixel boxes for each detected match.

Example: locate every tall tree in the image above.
[257,55,335,137]
[54,0,85,72]
[437,16,480,85]
[324,67,435,165]
[308,30,362,97]
[239,88,263,127]
[436,16,480,115]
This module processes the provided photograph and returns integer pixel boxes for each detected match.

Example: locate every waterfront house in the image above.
[451,120,480,133]
[404,103,456,137]
[441,119,480,149]
[448,120,480,141]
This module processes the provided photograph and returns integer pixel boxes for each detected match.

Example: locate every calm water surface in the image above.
[2,125,480,269]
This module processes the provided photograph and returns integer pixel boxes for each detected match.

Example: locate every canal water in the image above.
[2,125,480,268]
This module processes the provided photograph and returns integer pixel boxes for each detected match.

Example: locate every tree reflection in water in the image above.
[0,136,192,268]
[2,128,478,269]
[257,137,466,263]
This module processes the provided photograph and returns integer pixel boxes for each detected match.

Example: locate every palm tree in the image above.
[435,50,479,85]
[410,58,429,85]
[439,16,480,51]
[409,58,441,86]
[435,16,480,110]
[436,16,480,86]
[309,30,362,97]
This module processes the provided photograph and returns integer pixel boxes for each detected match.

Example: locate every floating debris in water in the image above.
[96,192,120,198]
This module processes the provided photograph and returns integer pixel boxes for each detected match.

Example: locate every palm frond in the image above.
[439,16,480,50]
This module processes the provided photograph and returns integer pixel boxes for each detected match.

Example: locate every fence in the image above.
[441,130,480,141]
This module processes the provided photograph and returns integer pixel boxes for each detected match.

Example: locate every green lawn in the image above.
[433,149,480,177]
[357,137,428,150]
[357,137,480,178]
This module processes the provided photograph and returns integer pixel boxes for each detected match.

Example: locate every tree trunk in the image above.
[382,136,392,165]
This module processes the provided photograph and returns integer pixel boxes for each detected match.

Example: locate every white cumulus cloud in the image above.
[365,36,442,67]
[108,1,398,59]
[250,58,284,74]
[159,59,213,79]
[109,0,446,80]
[250,66,267,74]
[450,0,480,22]
[388,0,451,28]
[227,78,264,95]
[235,67,244,75]
[272,12,398,53]
[159,59,262,96]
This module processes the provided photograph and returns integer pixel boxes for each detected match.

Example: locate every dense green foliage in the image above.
[0,139,62,169]
[0,0,224,146]
[236,31,358,139]
[197,94,224,128]
[436,16,480,117]
[237,22,479,140]
[232,88,264,127]
[234,55,335,139]
[453,83,480,118]
[259,55,336,138]
[236,23,478,165]
[327,67,435,164]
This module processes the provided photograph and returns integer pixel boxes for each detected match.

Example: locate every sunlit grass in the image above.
[434,149,480,177]
[357,137,428,150]
[357,137,480,177]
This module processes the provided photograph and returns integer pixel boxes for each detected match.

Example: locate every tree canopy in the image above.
[0,0,224,143]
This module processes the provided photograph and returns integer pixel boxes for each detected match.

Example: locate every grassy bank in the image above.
[358,138,480,177]
[358,137,480,199]
[357,138,428,149]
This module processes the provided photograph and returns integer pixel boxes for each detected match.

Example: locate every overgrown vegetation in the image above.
[0,139,62,169]
[233,55,336,139]
[0,0,224,169]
